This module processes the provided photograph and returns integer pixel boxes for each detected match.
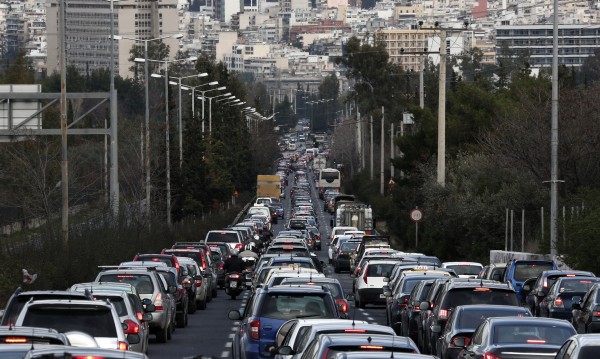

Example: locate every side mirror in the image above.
[168,286,177,294]
[228,310,242,320]
[419,301,430,311]
[278,346,294,355]
[142,313,153,322]
[572,302,581,310]
[431,325,442,333]
[127,333,141,345]
[382,287,392,297]
[537,291,547,297]
[522,284,531,292]
[452,337,467,348]
[144,304,156,313]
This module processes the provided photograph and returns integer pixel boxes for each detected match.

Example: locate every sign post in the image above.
[410,207,424,248]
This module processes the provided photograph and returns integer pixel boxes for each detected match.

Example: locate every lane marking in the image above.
[221,351,230,358]
[225,342,232,348]
[229,333,235,338]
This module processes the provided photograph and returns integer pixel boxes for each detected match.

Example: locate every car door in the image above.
[581,290,596,333]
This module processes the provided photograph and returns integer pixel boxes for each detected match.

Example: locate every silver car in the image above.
[177,256,208,310]
[95,266,176,343]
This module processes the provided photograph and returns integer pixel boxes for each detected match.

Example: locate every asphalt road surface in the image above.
[150,169,386,359]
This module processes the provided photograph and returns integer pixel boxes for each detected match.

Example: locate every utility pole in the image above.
[59,0,68,244]
[437,28,447,186]
[390,122,394,178]
[420,54,425,109]
[109,0,119,216]
[380,107,385,195]
[550,0,560,256]
[370,116,374,181]
[356,109,361,171]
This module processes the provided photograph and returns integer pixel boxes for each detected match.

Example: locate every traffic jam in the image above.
[0,128,599,359]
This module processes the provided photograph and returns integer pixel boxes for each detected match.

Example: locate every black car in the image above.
[539,276,600,320]
[524,270,595,316]
[434,305,532,359]
[332,240,360,273]
[456,317,576,359]
[417,278,452,353]
[400,279,435,341]
[420,278,519,356]
[572,283,600,333]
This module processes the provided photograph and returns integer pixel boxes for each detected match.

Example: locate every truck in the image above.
[312,155,327,171]
[256,175,281,200]
[332,202,374,234]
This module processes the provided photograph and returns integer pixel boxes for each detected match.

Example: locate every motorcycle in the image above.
[225,272,244,300]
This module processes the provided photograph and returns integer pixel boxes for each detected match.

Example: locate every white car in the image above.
[441,261,483,278]
[354,259,399,309]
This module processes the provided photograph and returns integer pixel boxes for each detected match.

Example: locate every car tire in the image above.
[156,325,168,343]
[176,312,185,328]
[212,287,218,298]
[188,297,197,314]
[197,297,207,310]
[334,264,340,273]
[166,322,173,340]
[207,287,213,302]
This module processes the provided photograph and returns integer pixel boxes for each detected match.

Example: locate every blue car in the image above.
[502,259,557,304]
[228,284,339,359]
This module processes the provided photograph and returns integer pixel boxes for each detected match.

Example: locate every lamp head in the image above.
[198,73,208,77]
[173,34,184,39]
[208,81,219,86]
[150,73,162,78]
[134,58,145,63]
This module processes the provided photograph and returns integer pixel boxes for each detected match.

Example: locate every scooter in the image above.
[225,272,244,300]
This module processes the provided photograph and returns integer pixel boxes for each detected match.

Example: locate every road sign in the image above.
[410,208,423,223]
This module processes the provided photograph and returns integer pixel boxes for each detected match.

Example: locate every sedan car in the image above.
[539,276,600,320]
[300,333,419,358]
[555,333,600,359]
[572,283,600,333]
[456,317,576,359]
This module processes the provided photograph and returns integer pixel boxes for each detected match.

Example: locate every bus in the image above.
[314,133,326,143]
[318,168,341,196]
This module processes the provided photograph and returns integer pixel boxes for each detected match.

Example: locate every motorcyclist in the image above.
[223,249,246,274]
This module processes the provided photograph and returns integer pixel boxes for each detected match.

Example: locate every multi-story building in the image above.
[495,24,600,68]
[377,28,435,71]
[46,0,179,78]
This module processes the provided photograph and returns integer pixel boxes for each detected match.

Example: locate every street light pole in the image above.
[109,0,119,216]
[163,61,172,227]
[144,40,150,218]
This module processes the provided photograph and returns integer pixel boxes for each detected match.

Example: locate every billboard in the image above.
[0,84,42,140]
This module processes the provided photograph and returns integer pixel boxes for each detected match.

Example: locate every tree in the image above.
[0,51,34,84]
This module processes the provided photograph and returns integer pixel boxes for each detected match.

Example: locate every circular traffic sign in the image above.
[410,208,423,222]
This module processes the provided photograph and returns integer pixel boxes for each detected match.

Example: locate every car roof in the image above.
[15,290,90,298]
[445,278,513,289]
[71,282,138,294]
[454,304,530,313]
[333,353,435,359]
[442,262,483,267]
[0,326,68,342]
[487,316,574,326]
[572,333,600,346]
[318,333,415,347]
[264,284,331,294]
[24,345,148,359]
[23,299,114,309]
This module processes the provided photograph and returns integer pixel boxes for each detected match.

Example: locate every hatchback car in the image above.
[456,317,576,359]
[539,276,600,320]
[228,284,339,359]
[354,259,399,308]
[300,333,419,359]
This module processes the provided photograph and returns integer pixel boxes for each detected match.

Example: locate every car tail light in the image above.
[195,278,202,287]
[136,312,143,321]
[554,297,564,308]
[183,278,191,286]
[155,293,164,311]
[219,262,224,270]
[450,336,470,347]
[4,337,28,343]
[336,298,349,313]
[118,341,129,350]
[439,309,448,320]
[483,353,501,359]
[249,320,260,340]
[339,252,344,256]
[527,339,546,344]
[228,273,241,279]
[363,268,368,285]
[399,296,409,308]
[593,311,600,317]
[355,266,362,275]
[123,319,140,334]
[344,329,366,333]
[235,243,244,250]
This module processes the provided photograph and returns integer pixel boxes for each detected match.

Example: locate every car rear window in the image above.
[447,265,482,276]
[401,278,425,294]
[259,294,335,320]
[326,346,415,357]
[513,263,555,281]
[206,232,239,243]
[136,255,174,268]
[367,264,395,277]
[556,278,600,293]
[168,251,201,265]
[94,296,127,317]
[340,242,359,252]
[493,324,573,345]
[4,294,86,326]
[458,309,530,329]
[444,288,519,308]
[579,346,600,357]
[272,262,313,269]
[22,307,117,338]
[98,274,155,295]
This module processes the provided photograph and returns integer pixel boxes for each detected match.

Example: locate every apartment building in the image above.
[46,0,179,78]
[377,28,435,71]
[495,24,600,68]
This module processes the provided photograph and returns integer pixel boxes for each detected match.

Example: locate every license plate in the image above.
[379,294,386,298]
[230,282,238,288]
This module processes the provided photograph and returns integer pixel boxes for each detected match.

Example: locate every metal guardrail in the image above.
[231,196,256,226]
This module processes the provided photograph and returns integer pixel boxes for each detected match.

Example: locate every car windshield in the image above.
[98,274,155,294]
[367,264,395,277]
[444,288,519,308]
[493,324,573,345]
[458,309,529,329]
[22,307,117,337]
[447,265,482,276]
[94,296,127,317]
[206,232,238,243]
[514,263,555,281]
[259,294,335,320]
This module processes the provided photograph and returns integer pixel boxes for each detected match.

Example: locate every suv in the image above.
[205,230,244,250]
[95,266,176,343]
[502,259,557,304]
[15,299,128,351]
[1,289,92,326]
[354,259,398,308]
[228,284,339,359]
[162,248,218,298]
[420,278,519,356]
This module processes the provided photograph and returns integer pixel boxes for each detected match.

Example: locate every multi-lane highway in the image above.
[150,170,386,358]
